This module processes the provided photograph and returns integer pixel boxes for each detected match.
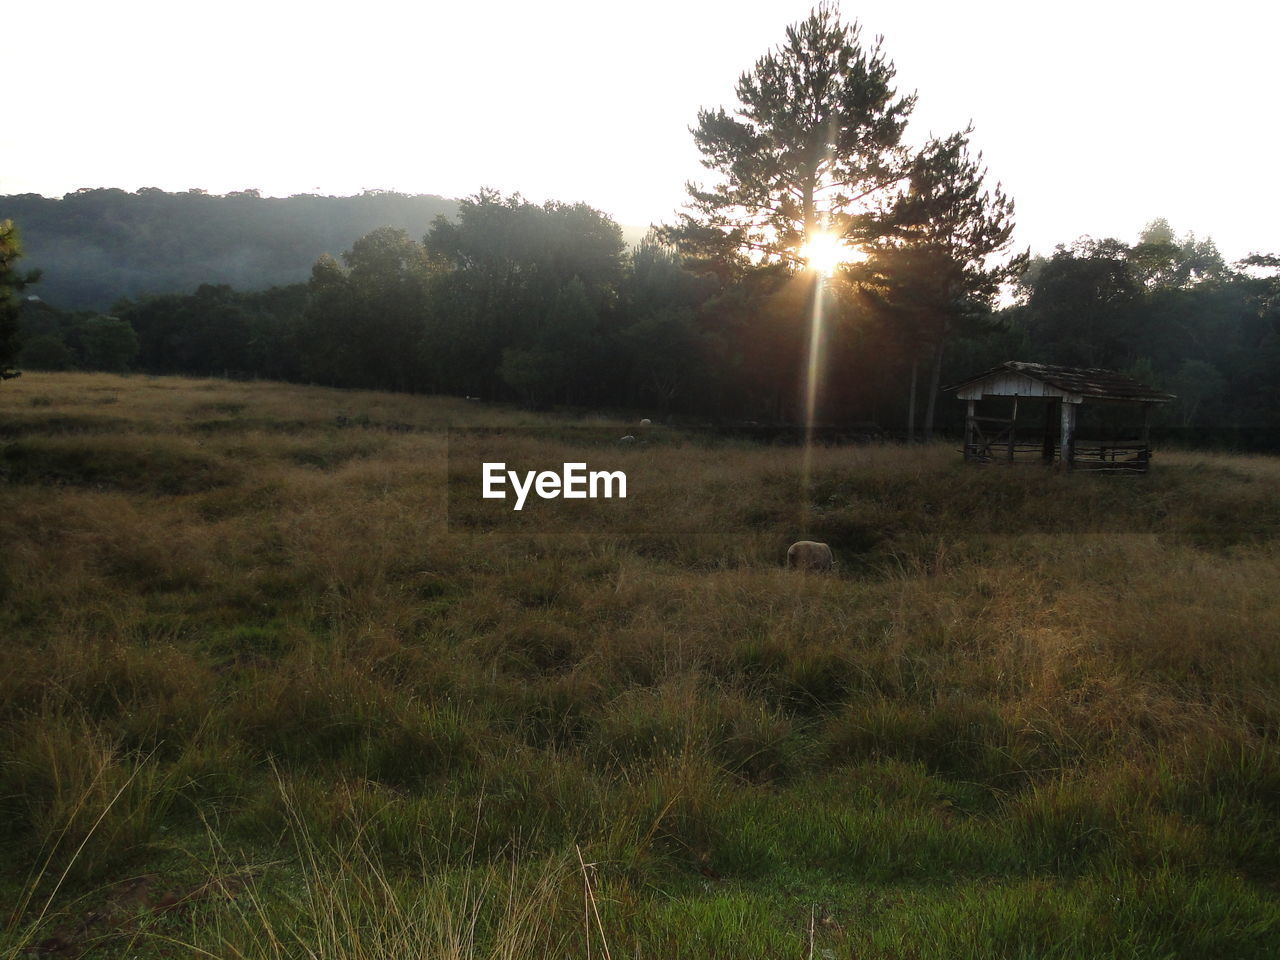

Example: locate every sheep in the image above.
[787,540,833,572]
[618,435,637,444]
[640,418,652,426]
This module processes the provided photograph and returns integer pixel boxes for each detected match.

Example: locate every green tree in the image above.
[112,282,306,381]
[77,316,139,372]
[1023,239,1145,368]
[852,132,1022,438]
[18,333,73,370]
[425,191,625,402]
[498,279,598,407]
[1131,218,1228,290]
[497,347,560,407]
[660,3,915,273]
[621,306,707,415]
[1167,358,1225,427]
[301,228,434,391]
[618,236,718,413]
[1,219,40,380]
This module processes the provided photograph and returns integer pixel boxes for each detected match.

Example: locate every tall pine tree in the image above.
[660,3,915,274]
[1,219,40,381]
[853,132,1023,438]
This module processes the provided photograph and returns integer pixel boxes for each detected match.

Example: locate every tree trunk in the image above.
[922,340,945,440]
[802,168,817,236]
[906,357,918,443]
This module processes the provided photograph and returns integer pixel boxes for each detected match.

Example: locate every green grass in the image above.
[2,371,1279,957]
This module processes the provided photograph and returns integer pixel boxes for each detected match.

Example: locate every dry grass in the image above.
[2,372,1279,958]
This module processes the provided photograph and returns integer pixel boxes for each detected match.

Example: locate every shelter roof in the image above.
[945,361,1175,403]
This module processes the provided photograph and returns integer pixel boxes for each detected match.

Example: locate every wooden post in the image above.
[1059,401,1076,470]
[964,399,976,461]
[906,358,918,443]
[1140,402,1153,472]
[1042,400,1056,463]
[1007,397,1018,461]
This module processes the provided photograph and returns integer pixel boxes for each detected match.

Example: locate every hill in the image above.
[0,189,460,310]
[0,190,655,313]
[2,372,1279,958]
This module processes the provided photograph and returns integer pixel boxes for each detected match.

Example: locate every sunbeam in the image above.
[800,271,828,529]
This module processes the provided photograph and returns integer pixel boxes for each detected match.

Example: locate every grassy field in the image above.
[2,372,1280,958]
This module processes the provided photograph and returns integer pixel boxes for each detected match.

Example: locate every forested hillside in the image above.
[0,189,460,310]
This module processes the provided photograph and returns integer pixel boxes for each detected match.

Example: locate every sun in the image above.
[800,231,857,276]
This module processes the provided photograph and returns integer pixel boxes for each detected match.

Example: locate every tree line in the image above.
[3,5,1278,443]
[7,199,1277,439]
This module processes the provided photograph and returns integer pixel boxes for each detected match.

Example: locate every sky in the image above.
[6,0,1278,261]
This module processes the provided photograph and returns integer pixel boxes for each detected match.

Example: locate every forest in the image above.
[5,193,1278,447]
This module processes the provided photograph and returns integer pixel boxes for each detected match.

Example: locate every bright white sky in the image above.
[6,0,1278,260]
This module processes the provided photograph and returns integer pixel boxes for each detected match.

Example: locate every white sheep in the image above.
[787,540,833,572]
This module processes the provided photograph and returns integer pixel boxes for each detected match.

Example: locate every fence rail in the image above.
[964,440,1153,472]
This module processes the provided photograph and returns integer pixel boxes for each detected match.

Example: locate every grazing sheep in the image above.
[640,418,652,426]
[618,435,637,444]
[787,540,833,572]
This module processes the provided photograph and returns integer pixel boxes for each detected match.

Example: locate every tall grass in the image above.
[191,776,580,960]
[2,372,1279,957]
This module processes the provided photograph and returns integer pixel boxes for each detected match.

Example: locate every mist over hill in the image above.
[0,189,463,311]
[1,189,654,312]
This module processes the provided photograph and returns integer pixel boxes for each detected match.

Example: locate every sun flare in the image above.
[800,231,859,276]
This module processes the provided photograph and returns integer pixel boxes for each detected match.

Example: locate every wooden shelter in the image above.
[945,361,1175,472]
